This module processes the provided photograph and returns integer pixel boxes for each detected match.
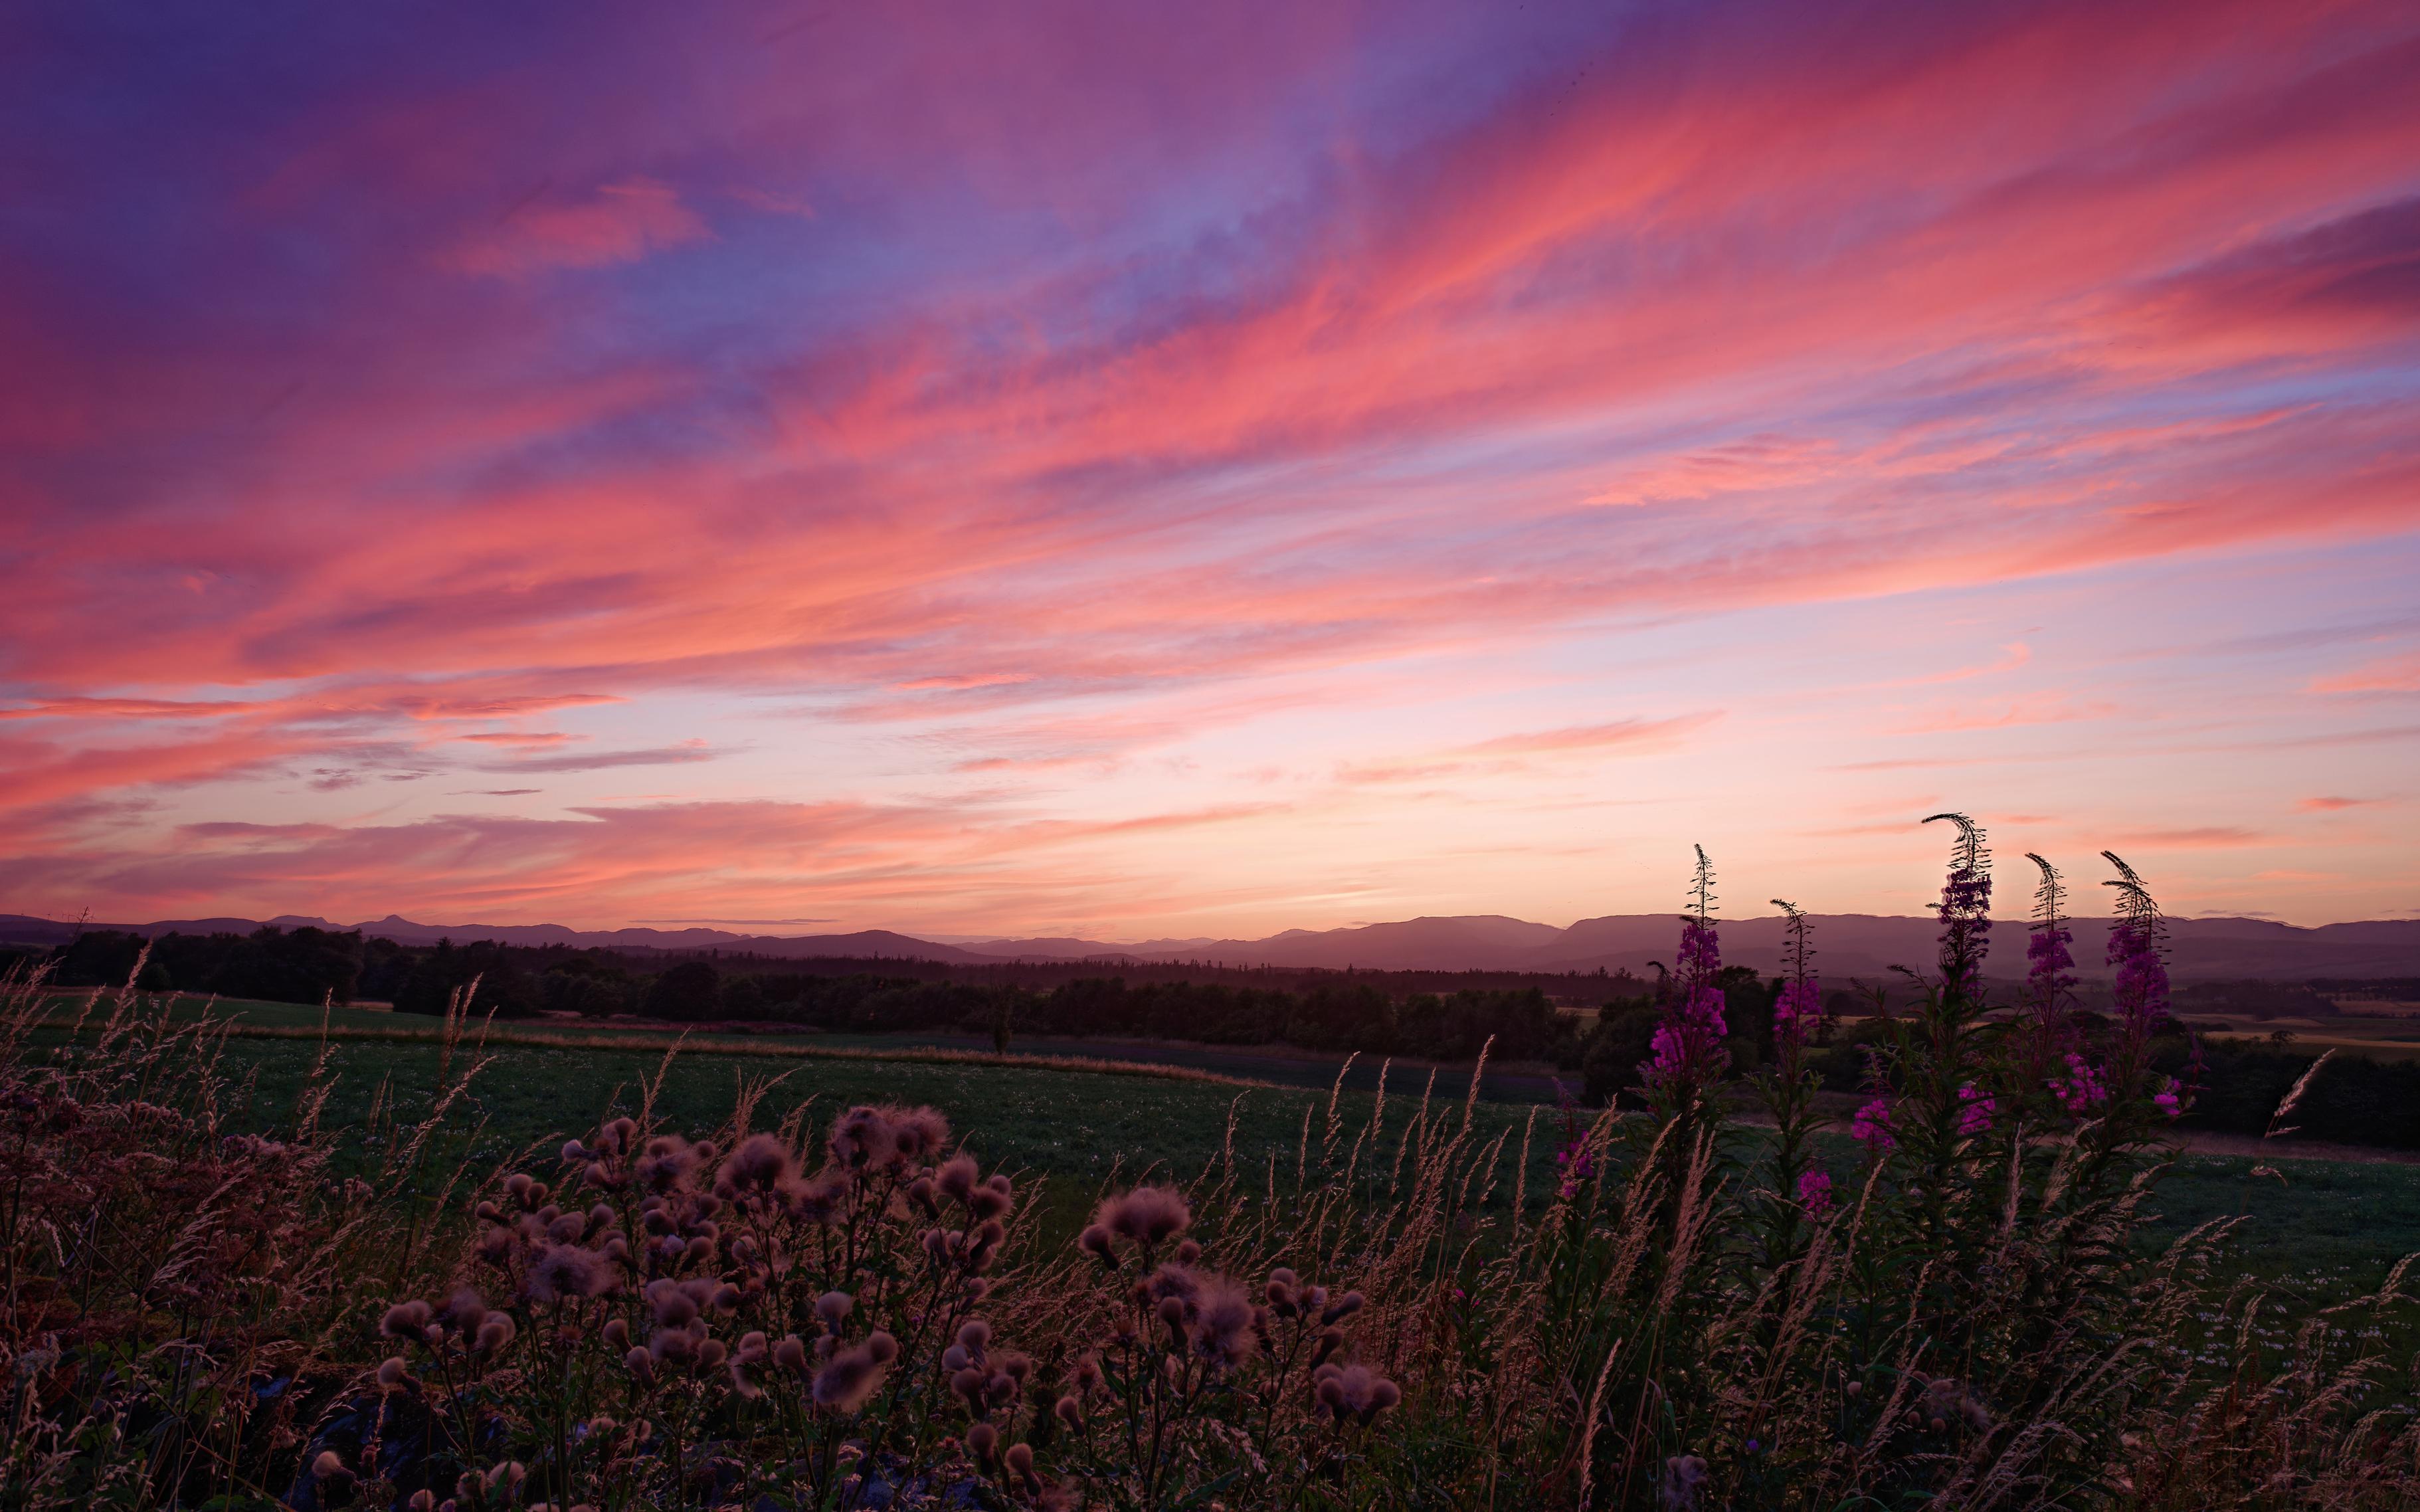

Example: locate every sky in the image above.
[3,0,2418,938]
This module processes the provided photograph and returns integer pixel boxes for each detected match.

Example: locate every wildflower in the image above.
[1852,1097,1895,1151]
[1265,1267,1303,1314]
[522,1244,618,1304]
[889,1105,951,1161]
[1661,1454,1709,1511]
[1926,813,1994,998]
[2023,862,2077,1004]
[830,1105,901,1168]
[1188,1275,1259,1372]
[967,1173,1014,1221]
[1551,1134,1597,1200]
[1091,1185,1190,1252]
[312,1450,359,1507]
[1772,900,1818,1057]
[379,1299,433,1340]
[1773,975,1819,1052]
[1004,1441,1042,1496]
[1312,1363,1401,1424]
[781,1169,849,1225]
[2104,852,2170,1037]
[1796,1169,1835,1217]
[773,1333,809,1372]
[472,1314,515,1355]
[946,1318,990,1371]
[442,1288,487,1335]
[812,1331,897,1412]
[1641,849,1730,1098]
[2050,1054,2109,1115]
[635,1137,704,1193]
[716,1132,795,1194]
[1956,1083,1996,1137]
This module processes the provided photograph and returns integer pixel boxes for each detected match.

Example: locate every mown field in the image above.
[51,991,2399,1305]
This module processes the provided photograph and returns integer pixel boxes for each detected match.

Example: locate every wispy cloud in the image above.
[446,179,710,277]
[3,0,2417,927]
[475,741,717,774]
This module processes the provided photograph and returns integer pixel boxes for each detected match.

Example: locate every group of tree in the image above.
[34,925,367,1005]
[26,926,2420,1148]
[582,959,1590,1068]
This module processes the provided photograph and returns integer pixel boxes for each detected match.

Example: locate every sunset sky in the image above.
[5,0,2418,936]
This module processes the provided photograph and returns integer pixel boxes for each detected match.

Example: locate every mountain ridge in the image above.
[3,909,2416,981]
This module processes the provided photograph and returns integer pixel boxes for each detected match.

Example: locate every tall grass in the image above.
[4,829,2417,1507]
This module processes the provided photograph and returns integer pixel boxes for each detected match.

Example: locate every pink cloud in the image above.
[5,0,2418,928]
[1892,696,2118,735]
[445,179,710,276]
[2110,827,2275,850]
[2315,652,2420,693]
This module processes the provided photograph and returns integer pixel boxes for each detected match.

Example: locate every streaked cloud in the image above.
[3,0,2417,929]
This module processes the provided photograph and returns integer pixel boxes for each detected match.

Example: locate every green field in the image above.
[42,993,2420,1308]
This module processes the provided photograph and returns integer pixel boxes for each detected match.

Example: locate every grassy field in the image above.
[41,992,2420,1307]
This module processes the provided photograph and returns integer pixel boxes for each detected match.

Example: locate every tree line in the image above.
[25,925,2420,1147]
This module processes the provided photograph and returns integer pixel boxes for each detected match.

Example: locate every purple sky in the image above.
[4,0,2418,933]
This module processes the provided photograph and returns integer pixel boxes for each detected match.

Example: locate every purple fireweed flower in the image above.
[1643,985,1729,1092]
[2049,1053,2109,1115]
[1796,1169,1835,1216]
[2106,921,2171,1033]
[1926,814,1994,997]
[1772,898,1818,1057]
[1956,1083,1996,1137]
[1851,1097,1895,1151]
[2019,854,2080,1080]
[2102,851,2170,1037]
[1552,1137,1597,1199]
[1774,977,1819,1050]
[1642,848,1730,1097]
[2026,912,2075,1000]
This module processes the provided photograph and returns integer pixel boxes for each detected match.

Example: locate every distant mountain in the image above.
[3,909,2414,981]
[0,912,993,964]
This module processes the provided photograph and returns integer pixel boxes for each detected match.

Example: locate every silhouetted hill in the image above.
[3,909,2414,981]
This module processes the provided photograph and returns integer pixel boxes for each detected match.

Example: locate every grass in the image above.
[46,991,2420,1299]
[19,979,2420,1506]
[141,1016,2420,1302]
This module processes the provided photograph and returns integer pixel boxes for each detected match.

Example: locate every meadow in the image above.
[11,838,2420,1509]
[132,992,2420,1299]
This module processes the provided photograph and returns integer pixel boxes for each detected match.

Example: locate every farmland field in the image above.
[58,997,2417,1309]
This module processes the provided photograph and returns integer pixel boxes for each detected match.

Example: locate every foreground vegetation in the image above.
[7,823,2420,1508]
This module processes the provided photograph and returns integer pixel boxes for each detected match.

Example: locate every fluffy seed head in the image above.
[380,1299,432,1339]
[1095,1185,1190,1248]
[719,1132,795,1193]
